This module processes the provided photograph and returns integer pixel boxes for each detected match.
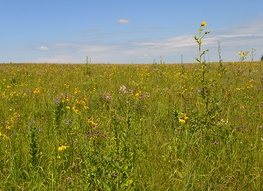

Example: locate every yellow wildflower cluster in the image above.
[58,143,69,151]
[34,88,40,94]
[238,51,249,62]
[74,87,80,95]
[179,112,189,124]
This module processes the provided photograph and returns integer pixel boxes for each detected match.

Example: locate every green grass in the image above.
[0,61,262,190]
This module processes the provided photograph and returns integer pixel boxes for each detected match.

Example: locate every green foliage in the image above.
[0,24,263,189]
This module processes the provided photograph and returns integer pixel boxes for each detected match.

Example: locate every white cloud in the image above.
[138,54,150,59]
[33,16,263,64]
[36,46,49,50]
[33,55,73,63]
[117,19,132,24]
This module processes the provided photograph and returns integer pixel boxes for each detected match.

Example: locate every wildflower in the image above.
[33,88,40,94]
[72,106,79,114]
[179,118,185,123]
[113,174,116,178]
[90,136,96,140]
[0,131,2,136]
[93,123,98,129]
[112,137,117,140]
[197,134,200,137]
[58,143,69,151]
[66,105,70,109]
[214,142,218,145]
[6,124,11,130]
[39,128,41,132]
[201,21,207,27]
[88,117,94,124]
[57,155,61,159]
[117,158,119,162]
[70,131,74,135]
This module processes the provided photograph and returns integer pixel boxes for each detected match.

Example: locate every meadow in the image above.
[1,23,263,190]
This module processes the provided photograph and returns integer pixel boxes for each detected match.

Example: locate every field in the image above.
[0,60,263,190]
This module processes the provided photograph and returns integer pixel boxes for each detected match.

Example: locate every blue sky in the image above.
[1,0,263,64]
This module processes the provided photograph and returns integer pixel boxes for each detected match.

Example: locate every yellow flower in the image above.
[58,143,69,151]
[238,52,241,55]
[34,88,40,94]
[57,155,61,159]
[6,124,11,130]
[72,106,79,114]
[88,117,94,124]
[201,21,207,27]
[66,105,70,109]
[70,131,74,135]
[0,131,2,136]
[112,137,117,140]
[179,118,186,123]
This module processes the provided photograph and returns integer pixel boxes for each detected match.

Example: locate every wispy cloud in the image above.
[33,55,73,63]
[138,54,150,59]
[117,19,132,24]
[33,16,263,63]
[36,46,49,50]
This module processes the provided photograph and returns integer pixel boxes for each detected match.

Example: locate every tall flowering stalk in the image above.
[194,21,210,87]
[194,21,212,124]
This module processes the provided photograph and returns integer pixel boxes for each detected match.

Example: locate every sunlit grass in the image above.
[0,22,263,190]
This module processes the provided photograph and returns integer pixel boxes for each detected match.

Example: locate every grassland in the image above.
[0,61,262,190]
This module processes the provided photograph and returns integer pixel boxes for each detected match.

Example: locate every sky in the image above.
[1,0,263,64]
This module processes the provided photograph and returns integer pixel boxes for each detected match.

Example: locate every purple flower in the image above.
[34,120,36,124]
[116,158,119,162]
[113,174,116,178]
[46,119,48,121]
[29,122,31,126]
[26,129,28,133]
[39,128,41,132]
[214,142,218,145]
[14,133,16,135]
[197,134,200,137]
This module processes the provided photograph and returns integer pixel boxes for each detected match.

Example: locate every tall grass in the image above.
[0,22,263,190]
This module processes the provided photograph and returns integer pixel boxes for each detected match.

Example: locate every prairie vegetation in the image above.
[0,22,262,190]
